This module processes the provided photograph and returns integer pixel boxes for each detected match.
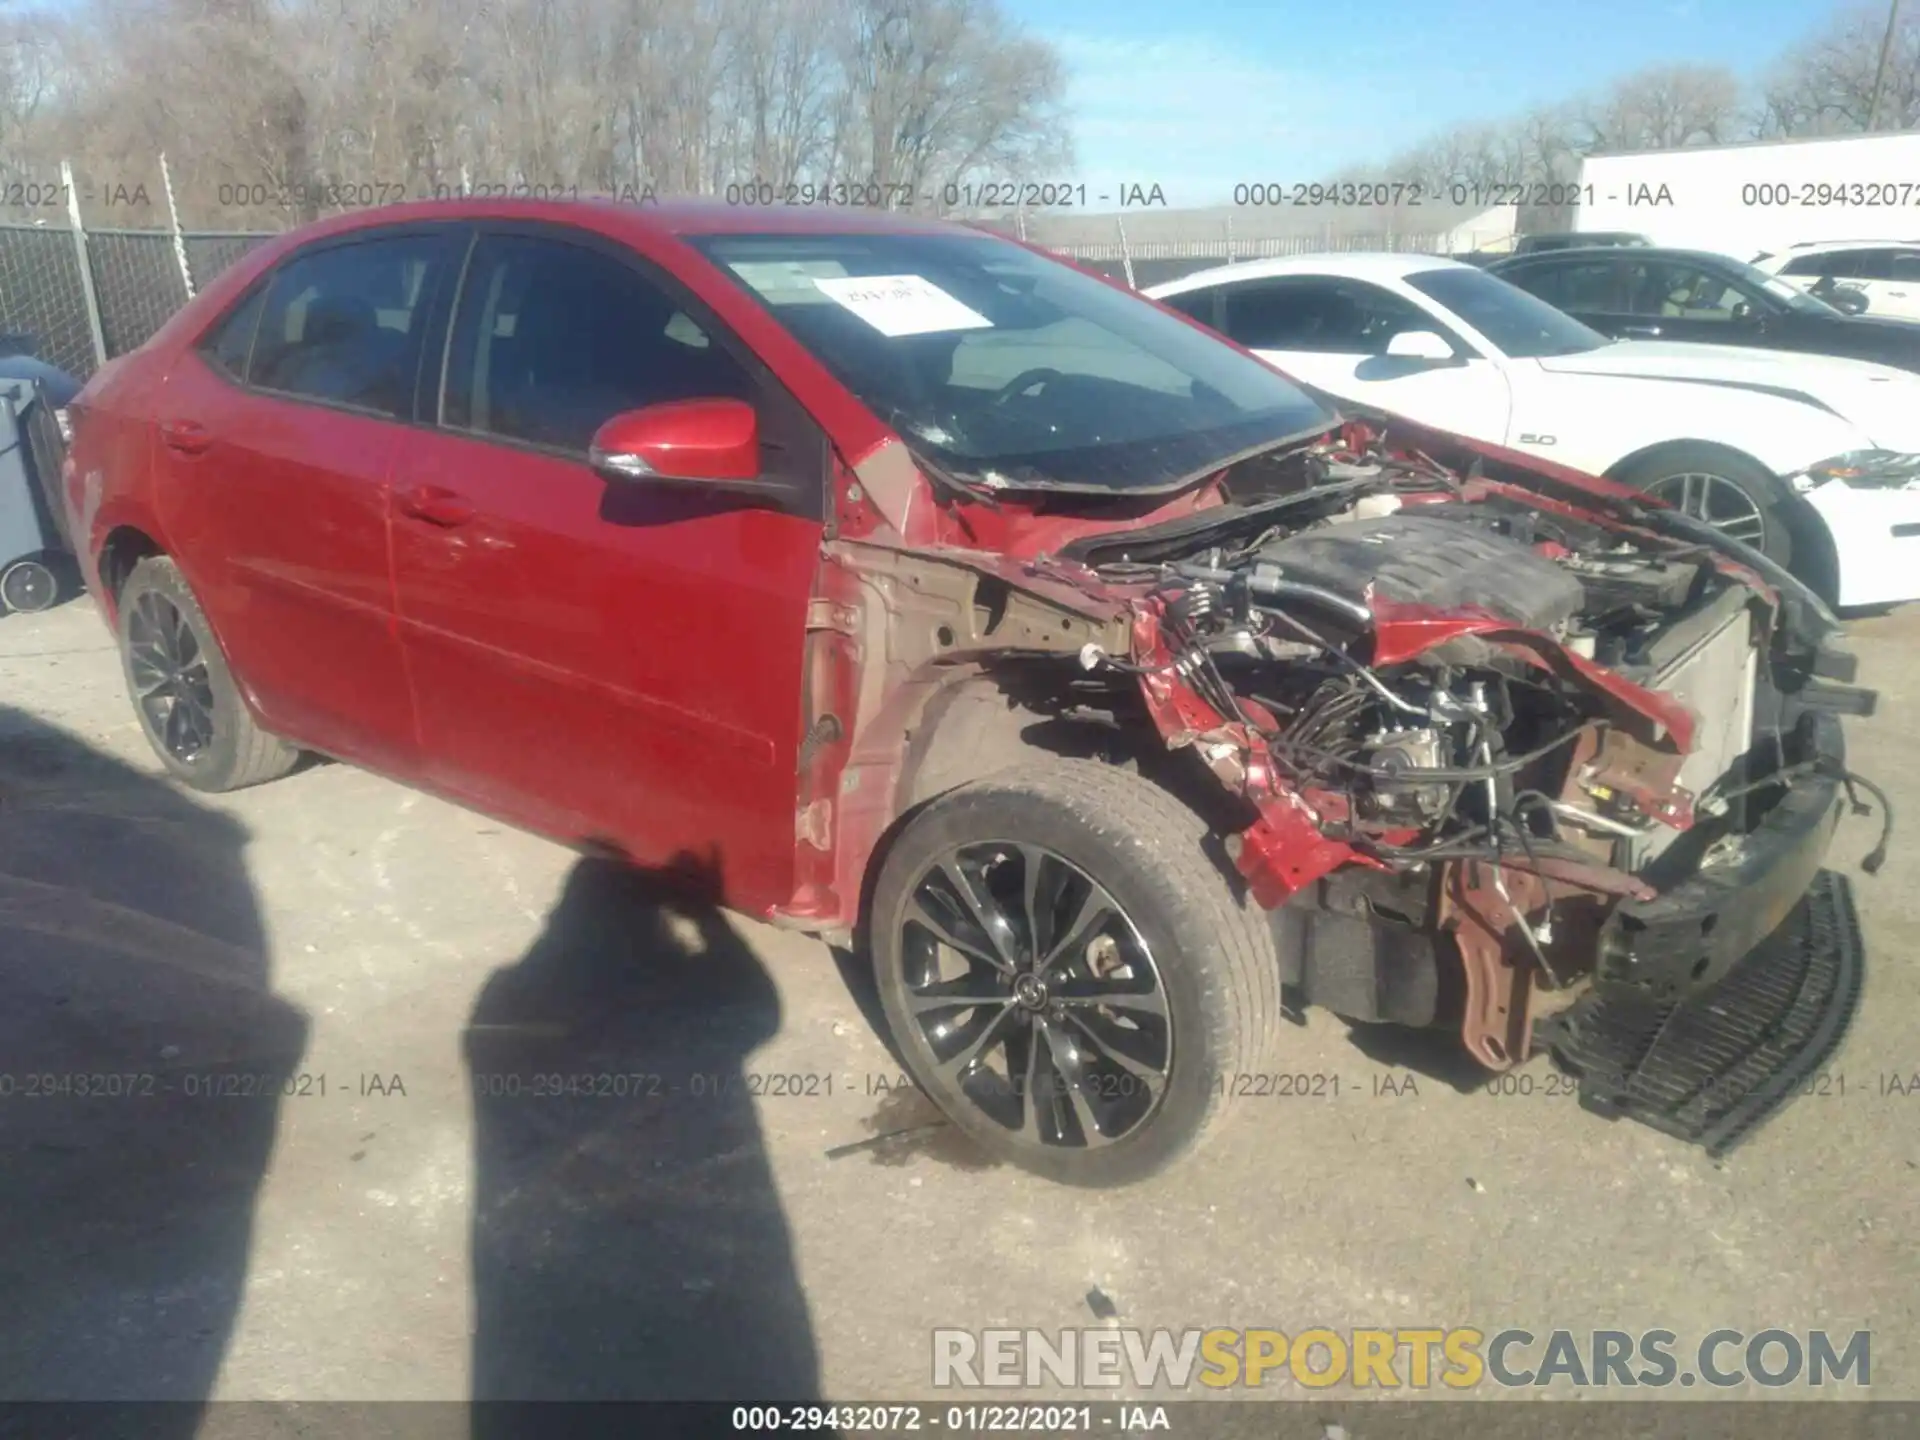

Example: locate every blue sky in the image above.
[1013,0,1837,206]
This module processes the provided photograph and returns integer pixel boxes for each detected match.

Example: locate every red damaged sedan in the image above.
[62,201,1885,1184]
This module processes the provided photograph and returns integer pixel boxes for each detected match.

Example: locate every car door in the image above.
[386,226,830,914]
[1212,276,1513,444]
[1614,257,1769,346]
[1778,249,1850,295]
[151,225,462,773]
[1874,249,1920,320]
[1812,248,1918,319]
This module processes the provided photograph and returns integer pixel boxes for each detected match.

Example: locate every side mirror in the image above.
[1829,285,1870,316]
[588,398,760,485]
[1384,329,1456,363]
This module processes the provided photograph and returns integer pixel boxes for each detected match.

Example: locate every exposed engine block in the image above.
[1255,512,1588,631]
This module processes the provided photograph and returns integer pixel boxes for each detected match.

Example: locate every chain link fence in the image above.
[0,195,1452,381]
[0,221,275,380]
[0,225,99,377]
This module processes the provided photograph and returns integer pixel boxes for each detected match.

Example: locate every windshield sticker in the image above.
[729,260,851,305]
[812,274,993,337]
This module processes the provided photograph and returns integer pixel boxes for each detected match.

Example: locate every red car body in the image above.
[60,201,1870,1163]
[63,200,1281,919]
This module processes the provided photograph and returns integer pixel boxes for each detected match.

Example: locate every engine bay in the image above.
[1064,437,1778,899]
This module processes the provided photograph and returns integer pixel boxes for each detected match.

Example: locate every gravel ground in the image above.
[1,595,1916,1415]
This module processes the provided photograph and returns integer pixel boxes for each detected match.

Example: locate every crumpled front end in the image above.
[1075,430,1885,1153]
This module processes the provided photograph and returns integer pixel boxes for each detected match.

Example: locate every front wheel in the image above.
[1611,444,1797,569]
[867,760,1283,1187]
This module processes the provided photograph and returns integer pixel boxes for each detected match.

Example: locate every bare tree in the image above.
[1758,2,1920,135]
[0,0,1068,225]
[0,8,62,183]
[839,0,1067,202]
[1574,64,1745,152]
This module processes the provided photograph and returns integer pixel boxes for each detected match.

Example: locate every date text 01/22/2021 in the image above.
[729,1405,1170,1433]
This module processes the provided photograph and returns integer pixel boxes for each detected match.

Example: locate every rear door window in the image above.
[250,234,450,417]
[1815,249,1889,281]
[1506,259,1619,312]
[1622,260,1748,321]
[1781,252,1855,279]
[198,285,266,381]
[1224,277,1444,355]
[1157,287,1223,330]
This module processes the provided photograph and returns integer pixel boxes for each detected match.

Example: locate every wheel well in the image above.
[1603,439,1840,602]
[852,669,1257,946]
[1603,438,1773,487]
[96,527,164,611]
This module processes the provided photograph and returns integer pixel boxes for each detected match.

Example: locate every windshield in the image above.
[1405,266,1610,359]
[689,232,1337,493]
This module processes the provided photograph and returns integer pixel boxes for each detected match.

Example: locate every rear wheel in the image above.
[117,556,300,792]
[868,760,1282,1187]
[1612,443,1797,569]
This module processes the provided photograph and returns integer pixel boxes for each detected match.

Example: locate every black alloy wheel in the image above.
[869,760,1283,1186]
[896,839,1172,1150]
[126,588,217,764]
[115,555,300,792]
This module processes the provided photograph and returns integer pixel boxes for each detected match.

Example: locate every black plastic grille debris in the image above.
[1541,870,1864,1158]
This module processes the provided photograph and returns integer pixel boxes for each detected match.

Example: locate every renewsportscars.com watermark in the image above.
[932,1327,1872,1391]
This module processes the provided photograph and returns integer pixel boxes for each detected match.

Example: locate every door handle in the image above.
[1621,324,1662,337]
[395,484,476,527]
[160,419,212,455]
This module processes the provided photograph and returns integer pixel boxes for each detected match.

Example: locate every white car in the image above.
[1146,253,1920,608]
[1753,240,1920,322]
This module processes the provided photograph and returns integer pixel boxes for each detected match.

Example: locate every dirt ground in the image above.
[1,595,1916,1411]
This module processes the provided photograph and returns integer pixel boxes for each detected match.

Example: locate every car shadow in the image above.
[0,705,308,1428]
[464,849,820,1424]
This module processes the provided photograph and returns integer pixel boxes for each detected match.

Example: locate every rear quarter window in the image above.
[197,286,266,381]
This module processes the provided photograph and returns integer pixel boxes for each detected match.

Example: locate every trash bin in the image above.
[0,377,74,614]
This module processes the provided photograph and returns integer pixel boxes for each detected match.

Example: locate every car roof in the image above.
[1145,251,1468,296]
[1524,230,1642,241]
[631,199,977,238]
[252,196,990,249]
[1495,246,1737,266]
[1774,238,1920,254]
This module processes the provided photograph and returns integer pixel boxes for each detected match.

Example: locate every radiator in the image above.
[1628,603,1757,868]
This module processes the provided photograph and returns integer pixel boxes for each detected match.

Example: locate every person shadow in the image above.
[464,848,821,1434]
[0,705,308,1433]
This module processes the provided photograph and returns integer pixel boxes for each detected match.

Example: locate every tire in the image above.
[0,556,60,613]
[1611,443,1797,569]
[867,759,1282,1187]
[117,555,300,792]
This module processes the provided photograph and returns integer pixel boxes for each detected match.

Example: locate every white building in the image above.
[1441,204,1518,253]
[1577,131,1920,258]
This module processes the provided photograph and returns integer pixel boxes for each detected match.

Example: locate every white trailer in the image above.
[1576,131,1920,259]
